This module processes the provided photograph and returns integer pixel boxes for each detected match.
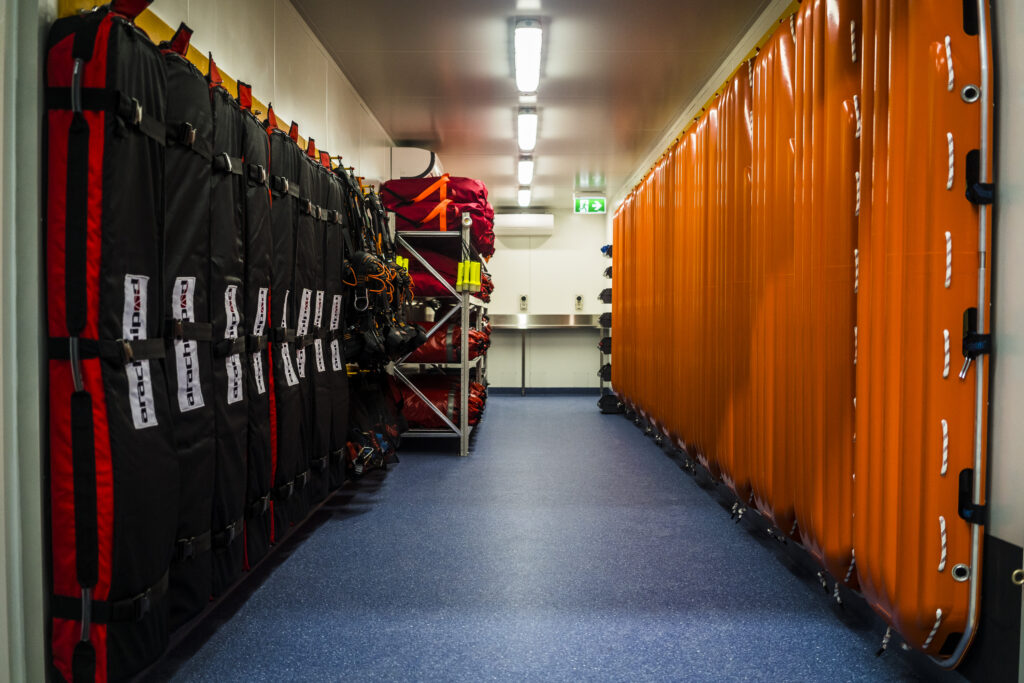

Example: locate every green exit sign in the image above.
[574,196,607,214]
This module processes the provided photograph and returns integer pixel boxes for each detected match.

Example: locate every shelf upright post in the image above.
[459,213,472,457]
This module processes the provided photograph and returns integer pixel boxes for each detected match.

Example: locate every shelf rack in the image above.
[391,213,488,456]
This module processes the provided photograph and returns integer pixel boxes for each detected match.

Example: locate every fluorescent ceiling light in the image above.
[519,94,537,105]
[518,187,532,207]
[518,157,535,185]
[514,19,542,93]
[518,108,537,152]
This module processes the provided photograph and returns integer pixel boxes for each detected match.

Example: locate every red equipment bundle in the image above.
[404,322,491,363]
[390,376,488,429]
[391,200,495,258]
[403,248,493,303]
[380,173,487,207]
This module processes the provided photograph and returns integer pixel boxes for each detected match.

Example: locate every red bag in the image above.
[390,376,487,428]
[381,173,488,210]
[405,322,490,362]
[403,249,493,302]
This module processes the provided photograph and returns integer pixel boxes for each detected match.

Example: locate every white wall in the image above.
[485,210,609,388]
[150,0,392,183]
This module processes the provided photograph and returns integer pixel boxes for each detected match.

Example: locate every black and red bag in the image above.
[390,376,487,429]
[46,2,179,679]
[320,152,351,490]
[266,112,305,541]
[300,140,332,506]
[207,58,249,596]
[236,82,274,569]
[159,23,217,630]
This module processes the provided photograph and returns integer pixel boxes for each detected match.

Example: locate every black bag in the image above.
[159,23,217,630]
[207,58,248,596]
[598,394,625,414]
[599,363,612,381]
[237,81,274,568]
[599,288,612,304]
[598,337,612,354]
[599,312,612,328]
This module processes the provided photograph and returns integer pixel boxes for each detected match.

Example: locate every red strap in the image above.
[306,139,317,159]
[110,0,152,19]
[207,54,223,86]
[289,122,299,142]
[412,174,450,203]
[166,23,192,56]
[265,105,278,131]
[319,151,332,168]
[237,81,253,111]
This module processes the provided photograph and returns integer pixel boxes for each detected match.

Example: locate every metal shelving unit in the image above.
[391,213,488,457]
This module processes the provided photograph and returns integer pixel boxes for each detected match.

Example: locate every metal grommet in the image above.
[1013,569,1024,586]
[961,84,981,103]
[952,563,971,582]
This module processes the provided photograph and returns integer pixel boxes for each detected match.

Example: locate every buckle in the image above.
[119,339,135,364]
[176,536,196,561]
[133,588,152,621]
[179,122,197,147]
[272,175,289,195]
[217,152,233,175]
[130,97,143,126]
[249,164,267,185]
[169,319,184,339]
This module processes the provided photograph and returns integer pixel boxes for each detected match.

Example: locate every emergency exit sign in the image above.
[574,196,607,214]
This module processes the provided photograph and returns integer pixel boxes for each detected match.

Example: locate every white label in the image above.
[330,338,343,372]
[122,274,158,429]
[296,288,313,378]
[313,290,326,373]
[171,277,205,412]
[329,294,343,371]
[280,290,299,387]
[251,287,269,395]
[224,285,243,404]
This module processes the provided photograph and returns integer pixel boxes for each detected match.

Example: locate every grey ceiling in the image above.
[292,0,771,211]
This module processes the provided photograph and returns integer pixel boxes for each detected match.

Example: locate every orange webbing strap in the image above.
[306,138,317,159]
[237,81,253,111]
[411,173,451,203]
[422,199,452,231]
[289,121,299,142]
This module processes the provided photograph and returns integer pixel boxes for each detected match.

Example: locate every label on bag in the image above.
[123,274,158,429]
[296,288,313,378]
[172,276,205,412]
[224,285,244,404]
[279,290,299,387]
[329,294,343,371]
[313,290,326,373]
[251,287,269,394]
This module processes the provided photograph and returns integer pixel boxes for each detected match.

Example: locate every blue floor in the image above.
[170,396,921,682]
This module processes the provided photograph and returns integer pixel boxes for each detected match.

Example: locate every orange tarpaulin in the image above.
[611,0,992,665]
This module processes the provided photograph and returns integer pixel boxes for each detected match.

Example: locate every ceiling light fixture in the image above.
[514,19,542,93]
[518,187,532,207]
[518,157,535,185]
[517,107,538,152]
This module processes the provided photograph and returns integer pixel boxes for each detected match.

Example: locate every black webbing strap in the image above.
[46,87,166,145]
[213,337,246,358]
[212,153,244,176]
[246,334,269,352]
[269,328,297,345]
[166,319,213,342]
[246,162,268,187]
[51,571,169,624]
[246,492,271,518]
[294,333,316,350]
[71,392,98,589]
[270,175,300,198]
[49,336,166,364]
[299,198,317,217]
[212,518,244,549]
[167,121,212,161]
[311,454,329,472]
[295,470,310,490]
[173,530,211,562]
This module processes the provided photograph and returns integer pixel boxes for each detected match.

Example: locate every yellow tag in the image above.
[470,261,482,292]
[456,261,466,290]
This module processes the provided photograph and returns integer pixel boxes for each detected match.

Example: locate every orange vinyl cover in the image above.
[610,0,992,664]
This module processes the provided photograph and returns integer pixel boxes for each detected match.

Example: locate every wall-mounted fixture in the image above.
[493,213,554,236]
[575,295,584,311]
[514,19,542,93]
[518,107,538,152]
[520,295,529,312]
[517,186,532,207]
[518,156,535,185]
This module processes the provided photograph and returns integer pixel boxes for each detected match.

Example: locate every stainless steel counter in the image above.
[490,313,601,330]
